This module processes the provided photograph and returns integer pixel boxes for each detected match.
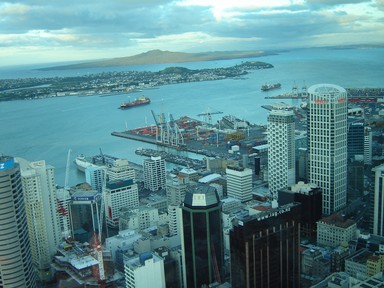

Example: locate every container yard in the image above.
[112,112,270,163]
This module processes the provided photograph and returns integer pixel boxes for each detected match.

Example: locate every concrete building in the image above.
[226,166,253,202]
[124,252,166,288]
[85,165,105,193]
[104,179,139,228]
[181,185,224,287]
[267,108,296,201]
[18,158,61,282]
[0,156,37,288]
[317,214,357,248]
[364,126,372,165]
[349,272,384,287]
[221,197,242,214]
[56,187,71,239]
[166,173,189,206]
[308,84,348,215]
[107,158,135,182]
[345,248,372,278]
[144,156,166,192]
[118,206,167,232]
[105,229,142,268]
[372,164,384,236]
[301,248,330,281]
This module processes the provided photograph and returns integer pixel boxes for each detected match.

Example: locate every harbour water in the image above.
[1,47,383,186]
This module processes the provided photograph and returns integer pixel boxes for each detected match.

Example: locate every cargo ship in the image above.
[119,96,151,109]
[261,83,281,91]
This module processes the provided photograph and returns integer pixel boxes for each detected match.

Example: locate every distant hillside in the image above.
[39,49,276,70]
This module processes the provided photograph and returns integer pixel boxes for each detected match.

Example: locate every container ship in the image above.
[119,96,151,109]
[261,83,281,91]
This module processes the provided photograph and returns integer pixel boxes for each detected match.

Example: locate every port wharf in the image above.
[135,148,205,170]
[111,130,210,169]
[111,114,263,168]
[264,87,384,102]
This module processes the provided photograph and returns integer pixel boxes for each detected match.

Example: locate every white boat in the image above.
[74,151,118,172]
[74,155,98,172]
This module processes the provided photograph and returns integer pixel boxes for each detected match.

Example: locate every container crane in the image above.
[197,109,223,126]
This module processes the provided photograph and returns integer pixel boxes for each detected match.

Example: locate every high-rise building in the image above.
[230,202,301,288]
[364,126,372,165]
[278,181,322,241]
[0,156,36,288]
[124,252,166,288]
[308,84,348,215]
[144,156,166,192]
[181,185,224,287]
[69,190,101,242]
[226,166,253,202]
[347,120,372,165]
[85,165,105,193]
[104,179,139,228]
[166,173,189,206]
[348,121,365,160]
[56,187,71,239]
[372,164,384,236]
[267,108,296,200]
[166,174,190,238]
[18,159,61,281]
[107,158,135,182]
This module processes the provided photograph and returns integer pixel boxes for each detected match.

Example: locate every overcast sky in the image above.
[0,0,383,67]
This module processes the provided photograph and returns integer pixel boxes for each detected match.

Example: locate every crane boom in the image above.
[64,149,71,189]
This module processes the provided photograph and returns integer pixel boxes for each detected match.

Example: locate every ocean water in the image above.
[1,47,383,186]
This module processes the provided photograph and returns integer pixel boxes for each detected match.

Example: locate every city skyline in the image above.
[1,0,383,66]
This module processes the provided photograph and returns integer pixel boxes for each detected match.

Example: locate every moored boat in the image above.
[74,151,118,172]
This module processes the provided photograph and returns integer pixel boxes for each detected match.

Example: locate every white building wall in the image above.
[0,156,36,287]
[55,188,71,239]
[267,109,296,201]
[308,84,348,215]
[373,164,384,236]
[85,166,105,193]
[364,127,372,165]
[317,221,357,247]
[107,158,136,181]
[19,159,61,281]
[144,156,166,192]
[226,166,253,202]
[124,253,166,288]
[104,181,139,228]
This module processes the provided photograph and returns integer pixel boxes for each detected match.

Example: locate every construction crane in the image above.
[64,149,71,190]
[197,109,223,126]
[57,149,71,240]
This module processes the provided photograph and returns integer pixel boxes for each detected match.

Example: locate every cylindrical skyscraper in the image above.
[0,156,36,288]
[181,184,224,288]
[308,84,348,215]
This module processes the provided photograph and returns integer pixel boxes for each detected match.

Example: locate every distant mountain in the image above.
[39,49,276,70]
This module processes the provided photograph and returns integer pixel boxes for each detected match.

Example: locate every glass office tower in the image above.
[181,184,224,288]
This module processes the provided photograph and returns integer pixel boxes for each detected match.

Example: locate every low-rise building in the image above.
[317,214,357,248]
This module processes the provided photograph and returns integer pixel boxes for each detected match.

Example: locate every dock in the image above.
[135,148,205,170]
